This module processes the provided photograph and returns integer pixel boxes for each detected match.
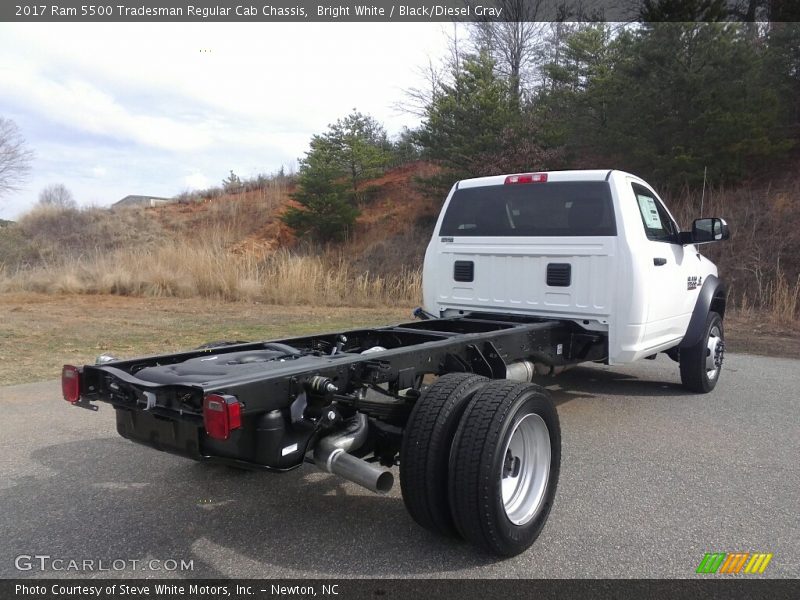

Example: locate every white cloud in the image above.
[183,172,211,190]
[0,22,451,219]
[0,68,212,152]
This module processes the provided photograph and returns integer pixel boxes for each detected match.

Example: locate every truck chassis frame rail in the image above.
[68,312,601,473]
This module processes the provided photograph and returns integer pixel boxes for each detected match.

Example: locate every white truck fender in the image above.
[679,275,727,348]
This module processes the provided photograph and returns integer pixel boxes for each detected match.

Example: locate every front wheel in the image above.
[448,381,561,557]
[680,311,724,393]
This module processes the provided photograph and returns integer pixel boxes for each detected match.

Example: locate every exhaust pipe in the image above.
[506,359,575,380]
[315,446,394,494]
[313,412,394,494]
[506,360,535,382]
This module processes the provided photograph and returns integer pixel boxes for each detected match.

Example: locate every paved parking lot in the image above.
[1,353,797,578]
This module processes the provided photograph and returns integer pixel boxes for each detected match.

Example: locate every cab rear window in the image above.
[439,181,617,237]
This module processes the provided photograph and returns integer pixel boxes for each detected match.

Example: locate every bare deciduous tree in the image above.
[0,117,33,197]
[469,0,550,102]
[38,183,76,208]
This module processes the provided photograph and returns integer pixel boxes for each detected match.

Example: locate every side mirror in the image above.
[680,217,730,245]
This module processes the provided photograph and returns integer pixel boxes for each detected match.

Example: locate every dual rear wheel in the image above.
[400,373,561,556]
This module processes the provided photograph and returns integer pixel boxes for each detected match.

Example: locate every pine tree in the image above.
[282,110,391,242]
[222,170,242,193]
[281,137,358,243]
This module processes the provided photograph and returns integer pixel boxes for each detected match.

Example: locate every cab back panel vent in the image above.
[546,263,571,287]
[453,260,474,282]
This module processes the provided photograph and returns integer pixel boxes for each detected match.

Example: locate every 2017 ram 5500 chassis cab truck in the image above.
[63,169,730,557]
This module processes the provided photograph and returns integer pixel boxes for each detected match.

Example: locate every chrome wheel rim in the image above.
[500,413,551,526]
[705,324,724,380]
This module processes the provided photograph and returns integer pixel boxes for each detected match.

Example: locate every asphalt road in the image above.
[1,353,798,579]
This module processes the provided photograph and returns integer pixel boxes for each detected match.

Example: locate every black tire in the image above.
[448,381,561,557]
[679,311,724,393]
[400,372,489,536]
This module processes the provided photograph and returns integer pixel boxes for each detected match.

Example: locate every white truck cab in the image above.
[423,169,730,392]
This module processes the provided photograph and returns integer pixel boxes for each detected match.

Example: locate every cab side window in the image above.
[632,183,677,242]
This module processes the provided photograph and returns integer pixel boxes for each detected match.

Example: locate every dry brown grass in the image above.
[737,268,800,325]
[161,185,290,245]
[665,178,800,325]
[0,244,422,308]
[0,293,410,385]
[17,203,164,262]
[2,179,423,308]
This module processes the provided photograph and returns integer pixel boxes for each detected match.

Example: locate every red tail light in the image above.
[62,365,81,403]
[203,394,242,441]
[505,173,548,184]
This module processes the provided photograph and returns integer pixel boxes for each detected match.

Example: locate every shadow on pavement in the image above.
[543,363,688,406]
[3,437,501,578]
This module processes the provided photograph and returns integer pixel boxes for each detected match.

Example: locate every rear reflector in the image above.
[203,394,242,441]
[505,173,548,184]
[62,365,81,403]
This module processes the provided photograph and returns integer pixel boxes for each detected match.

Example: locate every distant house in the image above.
[113,195,172,209]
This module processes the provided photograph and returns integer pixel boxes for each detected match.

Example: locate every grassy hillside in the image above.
[0,163,439,308]
[0,162,797,321]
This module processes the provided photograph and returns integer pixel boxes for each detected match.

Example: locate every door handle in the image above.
[653,257,667,266]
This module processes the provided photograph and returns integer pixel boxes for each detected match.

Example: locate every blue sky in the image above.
[0,23,451,219]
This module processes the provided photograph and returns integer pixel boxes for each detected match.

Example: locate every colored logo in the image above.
[696,552,773,574]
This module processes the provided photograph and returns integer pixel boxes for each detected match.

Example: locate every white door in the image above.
[631,182,695,349]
